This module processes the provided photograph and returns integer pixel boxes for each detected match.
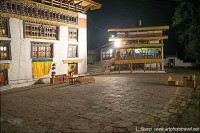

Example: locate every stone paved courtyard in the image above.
[1,72,195,133]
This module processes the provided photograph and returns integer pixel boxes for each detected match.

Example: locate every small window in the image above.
[32,42,53,59]
[68,28,78,42]
[0,41,10,60]
[68,45,78,58]
[0,17,9,37]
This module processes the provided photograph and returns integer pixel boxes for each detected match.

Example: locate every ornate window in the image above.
[0,41,10,60]
[25,21,58,40]
[32,42,53,58]
[0,17,9,37]
[0,0,78,25]
[69,28,78,42]
[68,45,78,58]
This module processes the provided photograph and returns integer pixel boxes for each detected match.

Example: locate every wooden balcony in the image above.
[114,43,164,49]
[109,36,168,42]
[114,55,163,64]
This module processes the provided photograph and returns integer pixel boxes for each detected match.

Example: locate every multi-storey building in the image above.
[0,0,101,87]
[108,26,169,73]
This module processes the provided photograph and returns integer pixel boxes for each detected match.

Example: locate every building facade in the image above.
[107,26,169,73]
[164,56,195,68]
[0,0,101,87]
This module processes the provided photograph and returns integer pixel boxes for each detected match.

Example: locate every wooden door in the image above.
[0,70,7,86]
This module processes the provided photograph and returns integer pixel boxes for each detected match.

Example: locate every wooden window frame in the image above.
[68,45,78,58]
[0,40,11,60]
[24,21,58,40]
[0,17,10,38]
[68,28,78,42]
[31,42,54,59]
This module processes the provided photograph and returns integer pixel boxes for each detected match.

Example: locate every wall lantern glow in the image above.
[109,49,113,54]
[111,35,115,38]
[114,40,121,47]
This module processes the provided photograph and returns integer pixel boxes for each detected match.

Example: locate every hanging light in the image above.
[114,40,121,47]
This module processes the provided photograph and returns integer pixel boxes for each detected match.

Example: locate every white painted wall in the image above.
[0,13,88,87]
[164,57,194,67]
[0,17,88,87]
[77,13,87,74]
[78,27,87,74]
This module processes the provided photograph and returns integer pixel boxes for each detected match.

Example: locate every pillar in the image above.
[161,46,164,71]
[119,64,120,73]
[131,63,133,73]
[156,63,158,72]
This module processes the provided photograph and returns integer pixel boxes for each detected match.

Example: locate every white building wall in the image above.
[53,26,68,75]
[78,27,87,74]
[0,18,75,87]
[164,57,194,67]
[77,13,87,74]
[8,18,33,85]
[0,13,88,87]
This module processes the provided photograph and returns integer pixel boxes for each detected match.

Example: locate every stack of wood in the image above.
[168,76,179,86]
[182,74,197,88]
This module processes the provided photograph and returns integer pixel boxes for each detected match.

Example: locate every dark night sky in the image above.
[87,0,179,57]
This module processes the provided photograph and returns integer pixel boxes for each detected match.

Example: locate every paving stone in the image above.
[103,125,113,131]
[168,108,178,114]
[1,73,194,132]
[181,101,187,107]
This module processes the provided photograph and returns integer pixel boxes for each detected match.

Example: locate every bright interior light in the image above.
[109,49,113,54]
[111,35,115,38]
[0,46,3,51]
[114,40,121,47]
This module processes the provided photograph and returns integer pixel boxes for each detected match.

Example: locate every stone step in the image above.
[88,65,105,68]
[88,70,105,73]
[88,67,104,70]
[87,59,114,76]
[0,85,11,92]
[89,72,104,76]
[94,62,112,66]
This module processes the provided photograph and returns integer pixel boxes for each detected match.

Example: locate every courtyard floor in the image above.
[0,70,197,133]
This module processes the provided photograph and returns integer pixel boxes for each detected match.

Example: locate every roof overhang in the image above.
[109,36,168,42]
[108,26,169,32]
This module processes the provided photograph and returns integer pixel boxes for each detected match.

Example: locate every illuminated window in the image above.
[102,49,114,60]
[68,45,78,58]
[148,49,154,56]
[135,48,142,54]
[24,21,58,40]
[32,42,53,58]
[0,41,10,60]
[0,18,9,37]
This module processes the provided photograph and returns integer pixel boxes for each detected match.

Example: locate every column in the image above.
[131,63,133,73]
[161,46,164,71]
[156,63,158,72]
[119,64,120,73]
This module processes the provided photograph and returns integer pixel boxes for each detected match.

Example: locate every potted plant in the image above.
[51,63,56,78]
[50,63,56,85]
